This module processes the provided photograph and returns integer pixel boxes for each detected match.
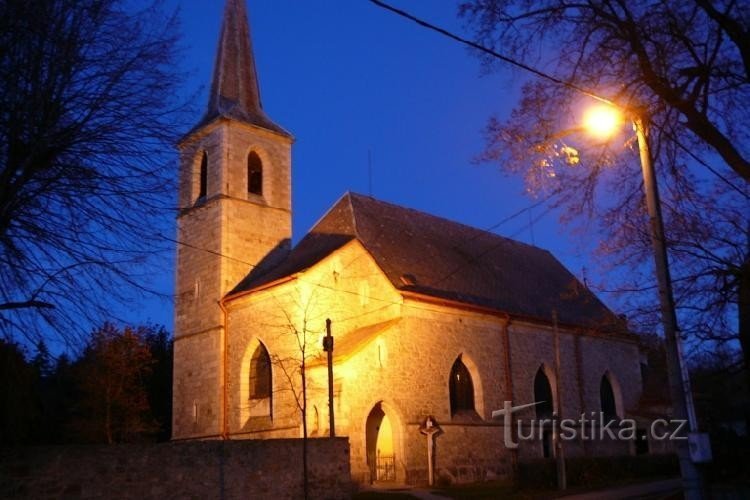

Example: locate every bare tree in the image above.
[254,286,331,500]
[460,0,750,181]
[458,0,750,380]
[0,0,189,346]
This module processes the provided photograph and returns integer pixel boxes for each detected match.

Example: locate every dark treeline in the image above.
[0,324,172,445]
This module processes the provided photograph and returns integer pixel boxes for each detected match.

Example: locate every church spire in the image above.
[203,0,289,137]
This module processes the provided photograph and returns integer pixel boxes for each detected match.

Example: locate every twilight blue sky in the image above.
[134,0,608,332]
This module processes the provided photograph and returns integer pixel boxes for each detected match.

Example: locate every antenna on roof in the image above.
[368,149,373,197]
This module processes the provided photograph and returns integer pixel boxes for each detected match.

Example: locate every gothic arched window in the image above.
[249,343,271,399]
[449,356,475,414]
[600,374,618,420]
[534,367,554,420]
[198,151,208,200]
[247,152,263,195]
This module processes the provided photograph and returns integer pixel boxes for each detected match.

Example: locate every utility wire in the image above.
[367,0,613,105]
[162,192,559,316]
[160,233,258,267]
[369,0,749,199]
[659,128,750,200]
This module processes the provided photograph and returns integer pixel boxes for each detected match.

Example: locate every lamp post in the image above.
[583,105,705,499]
[323,318,335,438]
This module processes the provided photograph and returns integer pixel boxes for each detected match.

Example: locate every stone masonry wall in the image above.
[222,240,646,485]
[173,120,293,440]
[0,439,351,500]
[508,322,642,461]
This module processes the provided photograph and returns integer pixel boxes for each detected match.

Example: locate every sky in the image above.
[133,0,607,332]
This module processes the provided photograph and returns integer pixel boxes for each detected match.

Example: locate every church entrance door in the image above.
[365,402,395,482]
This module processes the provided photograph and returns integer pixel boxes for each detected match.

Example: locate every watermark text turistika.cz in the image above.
[492,400,688,449]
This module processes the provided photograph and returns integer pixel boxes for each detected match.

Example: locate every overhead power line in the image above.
[368,0,749,198]
[367,0,613,105]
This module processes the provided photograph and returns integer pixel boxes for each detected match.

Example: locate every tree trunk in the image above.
[738,255,750,428]
[301,358,309,500]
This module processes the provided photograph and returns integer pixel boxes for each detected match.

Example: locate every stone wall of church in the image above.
[173,126,227,440]
[173,121,293,440]
[507,322,642,461]
[219,122,293,294]
[337,301,513,484]
[0,439,351,499]
[220,240,646,485]
[224,240,403,439]
[172,330,223,438]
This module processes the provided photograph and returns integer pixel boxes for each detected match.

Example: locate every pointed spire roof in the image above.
[197,0,290,137]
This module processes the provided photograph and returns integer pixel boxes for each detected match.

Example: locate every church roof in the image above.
[189,0,290,138]
[307,319,401,368]
[232,192,624,331]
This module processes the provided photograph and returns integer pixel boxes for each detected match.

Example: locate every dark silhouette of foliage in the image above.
[142,326,173,441]
[0,323,172,444]
[0,340,40,443]
[72,323,155,443]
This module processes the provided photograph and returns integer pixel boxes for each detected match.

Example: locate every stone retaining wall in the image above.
[0,438,351,499]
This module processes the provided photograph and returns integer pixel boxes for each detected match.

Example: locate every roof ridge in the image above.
[301,191,357,237]
[346,192,363,241]
[345,191,549,253]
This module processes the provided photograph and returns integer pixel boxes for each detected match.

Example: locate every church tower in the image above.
[172,0,292,439]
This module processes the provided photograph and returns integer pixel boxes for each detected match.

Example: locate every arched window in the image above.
[249,343,271,399]
[198,151,208,199]
[600,374,618,420]
[247,151,263,195]
[534,367,554,420]
[449,356,475,414]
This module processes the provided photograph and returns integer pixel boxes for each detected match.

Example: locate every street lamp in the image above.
[582,104,623,140]
[582,105,708,500]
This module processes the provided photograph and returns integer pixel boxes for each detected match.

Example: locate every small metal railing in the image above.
[376,454,396,482]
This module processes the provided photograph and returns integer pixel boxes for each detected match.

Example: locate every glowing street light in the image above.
[581,104,708,499]
[582,104,623,140]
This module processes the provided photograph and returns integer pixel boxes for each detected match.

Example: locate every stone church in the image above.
[173,0,654,485]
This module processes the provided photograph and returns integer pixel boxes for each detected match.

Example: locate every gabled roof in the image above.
[187,0,290,139]
[232,192,624,331]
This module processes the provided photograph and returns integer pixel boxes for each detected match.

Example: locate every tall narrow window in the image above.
[249,343,271,399]
[198,151,208,200]
[449,356,475,414]
[600,374,618,420]
[247,151,263,195]
[534,367,554,420]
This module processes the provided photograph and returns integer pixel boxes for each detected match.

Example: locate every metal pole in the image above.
[553,311,566,491]
[324,318,335,437]
[633,116,704,499]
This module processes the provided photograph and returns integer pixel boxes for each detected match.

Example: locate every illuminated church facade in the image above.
[172,0,656,485]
